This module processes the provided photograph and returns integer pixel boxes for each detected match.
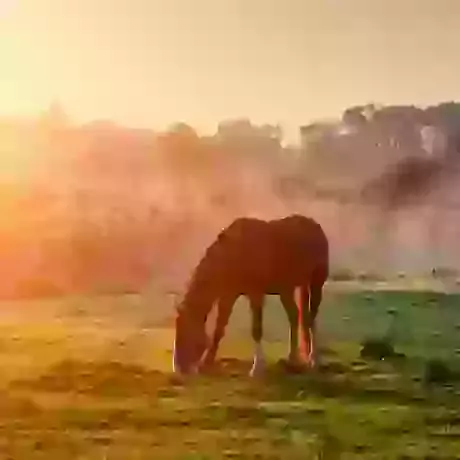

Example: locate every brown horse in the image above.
[172,214,329,376]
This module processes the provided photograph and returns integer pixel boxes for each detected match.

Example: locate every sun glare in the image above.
[0,0,16,18]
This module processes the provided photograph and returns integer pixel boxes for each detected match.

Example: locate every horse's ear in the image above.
[174,297,184,316]
[167,289,185,317]
[167,290,181,309]
[175,302,183,314]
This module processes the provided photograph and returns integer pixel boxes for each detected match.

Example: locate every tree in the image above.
[342,106,367,128]
[156,122,207,173]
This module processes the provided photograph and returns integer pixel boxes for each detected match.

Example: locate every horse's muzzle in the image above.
[172,339,199,375]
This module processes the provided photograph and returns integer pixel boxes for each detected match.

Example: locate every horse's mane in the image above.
[180,218,264,313]
[185,218,258,290]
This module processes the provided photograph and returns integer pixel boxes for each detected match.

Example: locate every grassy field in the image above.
[0,286,459,458]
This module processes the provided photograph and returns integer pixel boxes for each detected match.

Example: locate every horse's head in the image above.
[172,300,209,374]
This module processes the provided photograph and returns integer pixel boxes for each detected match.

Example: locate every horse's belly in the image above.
[221,236,316,293]
[229,267,305,295]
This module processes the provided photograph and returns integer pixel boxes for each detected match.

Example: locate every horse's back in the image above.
[270,214,329,263]
[213,214,329,290]
[268,214,329,284]
[221,214,327,246]
[212,217,274,277]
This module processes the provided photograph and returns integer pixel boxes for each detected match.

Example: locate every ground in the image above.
[0,283,459,458]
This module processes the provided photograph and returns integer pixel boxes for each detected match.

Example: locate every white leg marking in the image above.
[250,342,265,377]
[172,339,178,373]
[307,327,318,369]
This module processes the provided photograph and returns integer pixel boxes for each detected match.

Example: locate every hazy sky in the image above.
[1,0,460,140]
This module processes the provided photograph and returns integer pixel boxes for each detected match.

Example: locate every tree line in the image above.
[1,101,460,298]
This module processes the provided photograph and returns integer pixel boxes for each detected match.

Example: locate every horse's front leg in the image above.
[199,295,235,372]
[249,293,265,377]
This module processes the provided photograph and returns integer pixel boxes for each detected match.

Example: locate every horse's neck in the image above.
[183,276,217,320]
[183,235,224,319]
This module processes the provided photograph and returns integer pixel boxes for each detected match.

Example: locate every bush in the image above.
[330,267,355,281]
[431,267,458,279]
[357,271,385,282]
[424,359,456,384]
[360,337,397,361]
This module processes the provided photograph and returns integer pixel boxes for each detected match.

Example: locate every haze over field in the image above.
[2,0,460,297]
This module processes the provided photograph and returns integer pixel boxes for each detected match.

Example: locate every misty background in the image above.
[1,101,460,299]
[2,1,460,298]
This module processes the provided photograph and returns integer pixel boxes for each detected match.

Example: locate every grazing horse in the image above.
[172,214,329,376]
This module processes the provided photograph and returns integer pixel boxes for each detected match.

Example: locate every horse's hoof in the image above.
[198,363,214,375]
[199,357,223,375]
[169,374,186,385]
[289,362,308,374]
[278,358,307,374]
[249,365,265,378]
[249,370,264,378]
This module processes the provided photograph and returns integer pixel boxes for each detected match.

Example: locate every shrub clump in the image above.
[424,359,456,384]
[330,267,355,282]
[360,337,398,361]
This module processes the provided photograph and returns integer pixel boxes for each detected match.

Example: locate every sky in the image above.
[1,0,460,141]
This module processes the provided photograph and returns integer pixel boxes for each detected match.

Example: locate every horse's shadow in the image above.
[207,356,318,376]
[202,356,442,408]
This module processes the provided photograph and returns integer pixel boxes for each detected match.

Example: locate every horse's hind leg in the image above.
[249,293,265,377]
[280,290,303,368]
[300,281,323,369]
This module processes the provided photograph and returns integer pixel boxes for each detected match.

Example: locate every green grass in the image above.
[0,288,459,458]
